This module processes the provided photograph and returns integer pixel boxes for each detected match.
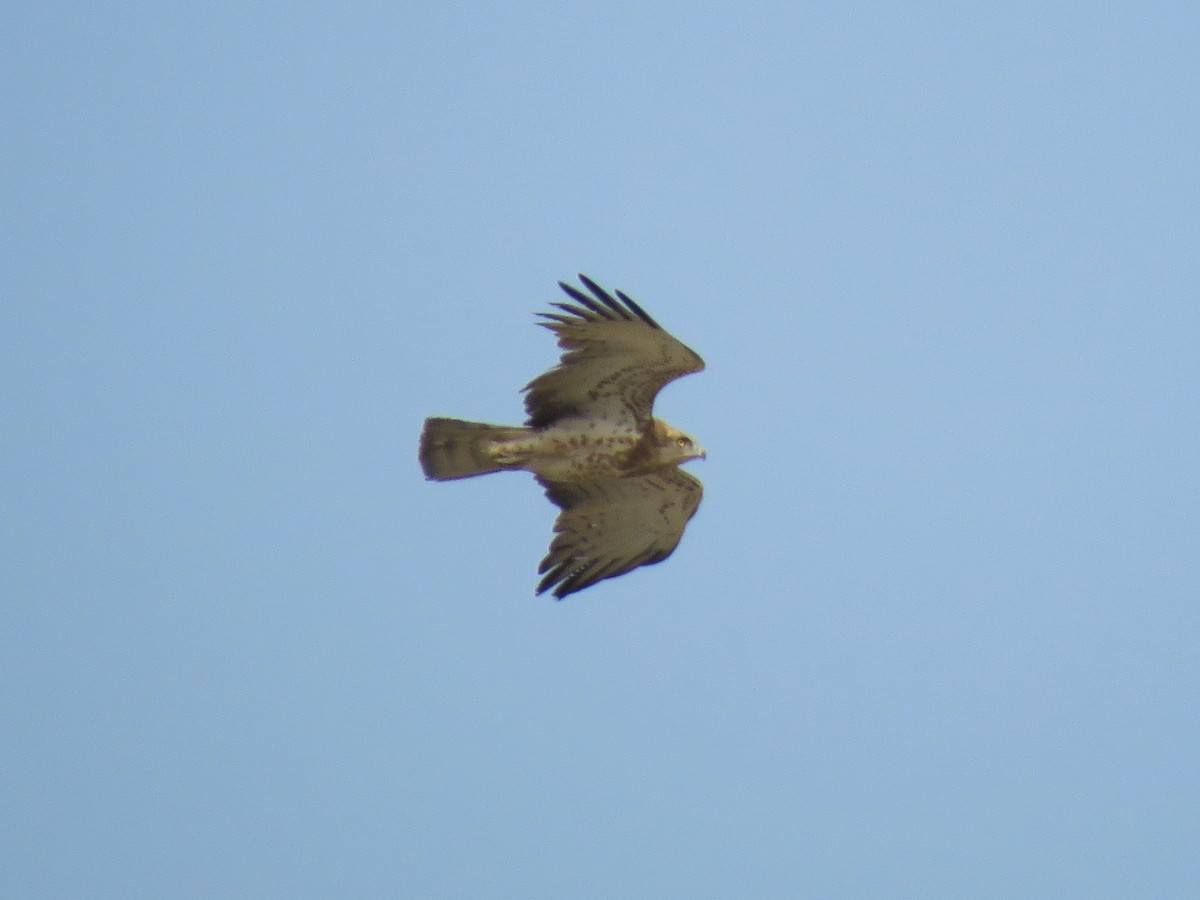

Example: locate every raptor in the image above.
[419,275,705,599]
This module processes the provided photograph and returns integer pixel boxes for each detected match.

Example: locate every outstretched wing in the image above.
[536,468,703,599]
[523,275,704,428]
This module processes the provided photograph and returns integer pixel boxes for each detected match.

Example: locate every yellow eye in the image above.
[676,436,690,447]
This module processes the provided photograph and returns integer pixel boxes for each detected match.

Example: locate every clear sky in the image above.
[5,2,1199,897]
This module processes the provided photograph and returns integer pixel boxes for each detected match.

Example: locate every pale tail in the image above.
[419,417,529,480]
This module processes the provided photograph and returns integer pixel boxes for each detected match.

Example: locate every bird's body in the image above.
[419,275,705,599]
[420,416,697,483]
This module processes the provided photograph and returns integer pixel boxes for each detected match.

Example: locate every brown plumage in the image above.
[419,275,705,599]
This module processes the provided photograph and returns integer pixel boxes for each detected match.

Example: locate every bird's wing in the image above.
[535,468,703,599]
[523,275,704,428]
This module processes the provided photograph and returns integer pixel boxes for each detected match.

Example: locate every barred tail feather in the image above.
[419,417,528,480]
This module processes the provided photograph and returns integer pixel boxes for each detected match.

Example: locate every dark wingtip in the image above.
[576,275,633,321]
[558,280,616,320]
[575,276,621,318]
[615,289,660,328]
[535,558,580,599]
[574,274,661,329]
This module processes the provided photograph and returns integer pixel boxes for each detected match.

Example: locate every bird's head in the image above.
[653,421,706,465]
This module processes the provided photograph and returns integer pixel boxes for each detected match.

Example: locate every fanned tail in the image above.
[419,417,529,480]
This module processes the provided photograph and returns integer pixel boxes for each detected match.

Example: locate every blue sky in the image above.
[5,2,1199,897]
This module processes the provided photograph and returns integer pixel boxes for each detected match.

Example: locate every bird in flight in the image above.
[419,275,706,599]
